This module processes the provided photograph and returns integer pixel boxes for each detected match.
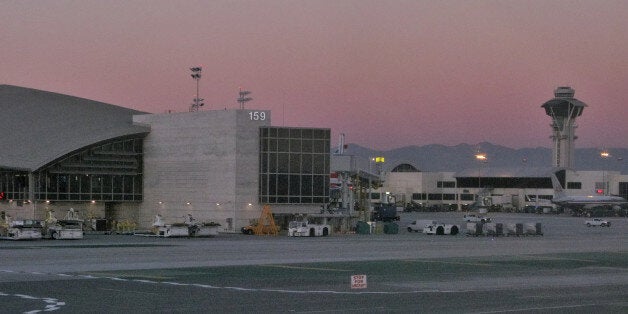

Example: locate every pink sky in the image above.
[2,0,627,150]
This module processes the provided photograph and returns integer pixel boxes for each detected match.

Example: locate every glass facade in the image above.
[0,137,144,202]
[259,127,330,204]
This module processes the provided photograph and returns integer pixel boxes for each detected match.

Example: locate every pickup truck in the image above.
[585,218,610,227]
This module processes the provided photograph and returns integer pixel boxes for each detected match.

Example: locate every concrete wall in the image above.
[133,109,270,230]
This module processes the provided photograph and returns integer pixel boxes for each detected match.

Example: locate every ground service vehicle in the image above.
[407,220,436,232]
[423,223,460,235]
[241,224,256,235]
[585,218,610,227]
[288,220,330,237]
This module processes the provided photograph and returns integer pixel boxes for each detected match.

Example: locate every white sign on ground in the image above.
[351,274,367,289]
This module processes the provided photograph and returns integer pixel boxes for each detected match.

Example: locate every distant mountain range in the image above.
[342,143,628,174]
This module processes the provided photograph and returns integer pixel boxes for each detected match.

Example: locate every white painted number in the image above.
[249,111,266,121]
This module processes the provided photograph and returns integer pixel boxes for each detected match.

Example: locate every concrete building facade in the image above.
[133,110,270,231]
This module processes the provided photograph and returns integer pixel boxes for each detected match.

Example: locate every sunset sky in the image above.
[2,0,627,150]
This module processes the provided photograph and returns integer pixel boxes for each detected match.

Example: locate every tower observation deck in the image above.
[541,86,587,168]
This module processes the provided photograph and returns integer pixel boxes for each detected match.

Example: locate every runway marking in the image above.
[99,288,161,296]
[2,269,467,296]
[519,255,597,263]
[261,265,353,272]
[403,259,493,267]
[0,291,65,313]
[472,302,608,313]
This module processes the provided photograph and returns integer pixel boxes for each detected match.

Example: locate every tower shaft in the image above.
[541,87,587,169]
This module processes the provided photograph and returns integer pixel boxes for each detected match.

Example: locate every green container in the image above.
[383,222,399,234]
[356,221,371,234]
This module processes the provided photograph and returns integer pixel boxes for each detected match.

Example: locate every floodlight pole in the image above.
[190,67,203,112]
[237,87,252,109]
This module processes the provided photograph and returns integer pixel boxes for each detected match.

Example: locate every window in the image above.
[28,137,145,202]
[460,194,475,201]
[437,181,456,188]
[259,127,330,204]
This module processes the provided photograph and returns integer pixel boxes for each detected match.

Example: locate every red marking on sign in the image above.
[351,274,367,289]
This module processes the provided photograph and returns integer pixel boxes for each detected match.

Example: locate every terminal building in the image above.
[350,87,628,214]
[0,85,330,230]
[1,85,626,231]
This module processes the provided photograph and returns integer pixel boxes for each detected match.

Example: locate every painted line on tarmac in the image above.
[261,264,353,272]
[2,269,465,296]
[402,259,493,267]
[472,302,601,313]
[0,291,65,313]
[519,255,597,263]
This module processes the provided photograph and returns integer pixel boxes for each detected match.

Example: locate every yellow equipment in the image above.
[253,205,278,236]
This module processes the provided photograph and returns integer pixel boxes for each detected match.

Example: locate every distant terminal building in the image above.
[0,85,330,230]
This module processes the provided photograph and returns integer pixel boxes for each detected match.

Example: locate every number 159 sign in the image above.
[351,274,367,289]
[248,111,266,121]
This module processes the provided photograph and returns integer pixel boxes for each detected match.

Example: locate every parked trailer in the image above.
[465,222,484,236]
[148,214,220,238]
[0,220,43,240]
[42,209,84,240]
[484,222,504,236]
[43,220,84,239]
[506,223,524,236]
[525,223,543,236]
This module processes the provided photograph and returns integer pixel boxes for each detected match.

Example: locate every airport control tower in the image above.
[541,86,587,168]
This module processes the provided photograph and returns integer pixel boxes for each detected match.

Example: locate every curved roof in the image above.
[389,162,420,172]
[0,85,150,171]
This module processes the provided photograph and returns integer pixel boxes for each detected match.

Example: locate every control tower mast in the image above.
[541,86,587,168]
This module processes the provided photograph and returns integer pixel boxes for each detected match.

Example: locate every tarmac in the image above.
[1,212,627,313]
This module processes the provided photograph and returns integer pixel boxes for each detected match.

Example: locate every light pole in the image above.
[601,150,609,195]
[190,67,204,112]
[367,156,385,221]
[474,152,488,212]
[475,153,487,189]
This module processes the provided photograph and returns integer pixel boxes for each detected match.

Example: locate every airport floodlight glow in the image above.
[475,153,487,161]
[189,66,204,112]
[237,87,253,109]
